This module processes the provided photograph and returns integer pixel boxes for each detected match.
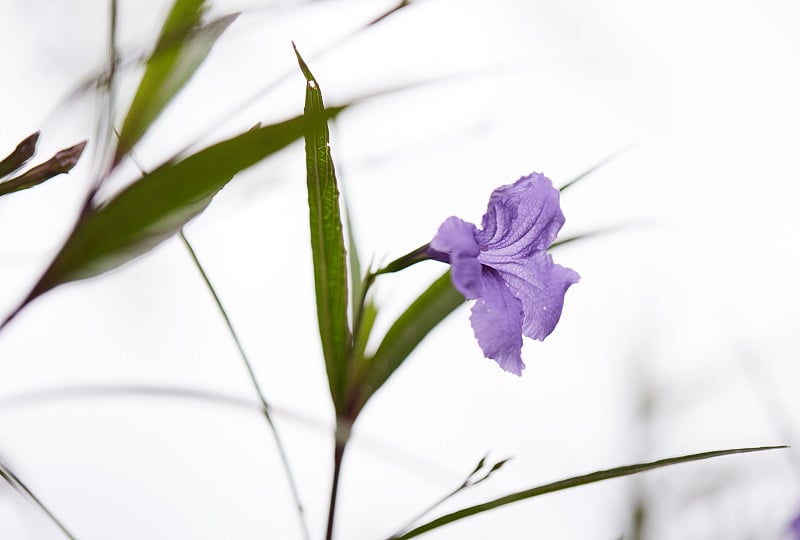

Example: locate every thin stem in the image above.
[0,459,78,540]
[179,230,310,540]
[325,436,349,540]
[390,483,466,539]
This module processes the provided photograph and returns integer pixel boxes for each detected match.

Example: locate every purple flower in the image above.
[790,511,800,539]
[429,172,579,375]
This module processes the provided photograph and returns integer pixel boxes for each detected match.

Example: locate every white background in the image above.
[1,0,799,538]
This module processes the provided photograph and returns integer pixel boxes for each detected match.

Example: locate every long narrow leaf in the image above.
[114,0,237,163]
[392,446,786,539]
[354,270,464,418]
[294,44,351,414]
[15,111,341,311]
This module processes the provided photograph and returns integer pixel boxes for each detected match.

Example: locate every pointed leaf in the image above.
[115,0,237,163]
[392,446,786,539]
[0,141,87,197]
[23,111,342,304]
[294,44,351,414]
[353,270,465,418]
[0,132,39,179]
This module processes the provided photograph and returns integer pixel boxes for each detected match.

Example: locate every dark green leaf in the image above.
[0,132,39,179]
[114,0,237,164]
[353,270,465,418]
[23,111,342,304]
[392,446,786,539]
[294,44,351,414]
[0,141,87,197]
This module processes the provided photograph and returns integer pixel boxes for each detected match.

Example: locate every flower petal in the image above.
[469,268,525,375]
[476,172,565,257]
[430,216,483,298]
[489,250,579,341]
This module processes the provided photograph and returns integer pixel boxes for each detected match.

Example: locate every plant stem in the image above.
[325,433,349,540]
[179,231,310,540]
[0,459,77,539]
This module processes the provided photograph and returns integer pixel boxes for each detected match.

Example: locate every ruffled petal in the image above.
[430,216,483,298]
[488,250,579,341]
[469,268,525,375]
[475,172,565,258]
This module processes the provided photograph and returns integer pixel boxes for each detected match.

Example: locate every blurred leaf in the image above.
[559,145,630,192]
[549,230,600,250]
[15,111,342,312]
[0,141,87,198]
[368,0,413,26]
[0,131,39,178]
[353,270,465,418]
[391,446,786,539]
[294,44,351,414]
[114,0,237,164]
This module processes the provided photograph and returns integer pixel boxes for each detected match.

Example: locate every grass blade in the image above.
[294,44,351,414]
[392,446,786,539]
[114,0,237,164]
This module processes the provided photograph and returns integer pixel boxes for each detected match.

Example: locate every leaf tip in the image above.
[292,42,315,83]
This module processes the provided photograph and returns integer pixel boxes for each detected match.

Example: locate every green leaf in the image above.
[0,132,39,179]
[353,298,378,363]
[0,141,87,198]
[353,270,465,418]
[344,198,363,326]
[114,0,237,164]
[22,111,342,305]
[294,44,351,414]
[391,446,786,539]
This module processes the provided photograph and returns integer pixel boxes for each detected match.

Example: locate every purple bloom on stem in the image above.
[430,172,579,375]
